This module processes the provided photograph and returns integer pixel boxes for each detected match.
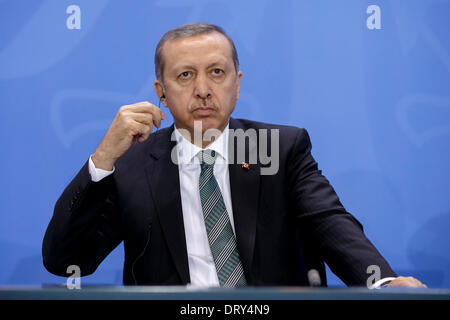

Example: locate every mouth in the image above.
[192,106,217,116]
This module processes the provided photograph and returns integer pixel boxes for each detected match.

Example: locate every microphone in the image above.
[307,269,321,287]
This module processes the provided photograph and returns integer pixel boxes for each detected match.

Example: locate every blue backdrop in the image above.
[1,0,449,288]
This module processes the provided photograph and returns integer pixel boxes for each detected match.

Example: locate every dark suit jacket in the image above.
[43,118,396,286]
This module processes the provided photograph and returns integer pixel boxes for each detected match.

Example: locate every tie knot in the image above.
[197,149,217,166]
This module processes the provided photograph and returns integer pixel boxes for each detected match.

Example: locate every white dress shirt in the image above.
[172,124,234,287]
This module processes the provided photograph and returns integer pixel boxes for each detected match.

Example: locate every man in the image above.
[43,23,425,288]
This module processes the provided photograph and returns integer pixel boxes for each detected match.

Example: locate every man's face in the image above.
[155,32,242,137]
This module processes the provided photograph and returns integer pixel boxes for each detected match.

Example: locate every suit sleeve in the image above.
[287,128,397,286]
[42,160,123,277]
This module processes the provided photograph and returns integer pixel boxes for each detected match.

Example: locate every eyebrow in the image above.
[206,61,227,69]
[172,60,228,73]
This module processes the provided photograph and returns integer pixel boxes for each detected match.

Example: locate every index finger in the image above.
[127,101,166,125]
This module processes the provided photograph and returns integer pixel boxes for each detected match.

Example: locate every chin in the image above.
[192,118,225,133]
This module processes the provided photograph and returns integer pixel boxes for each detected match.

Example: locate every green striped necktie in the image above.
[197,149,247,287]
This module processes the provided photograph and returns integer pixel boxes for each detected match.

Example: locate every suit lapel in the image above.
[145,126,190,284]
[228,119,260,279]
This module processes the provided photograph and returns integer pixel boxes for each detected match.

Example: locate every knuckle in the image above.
[118,108,128,118]
[124,118,133,128]
[133,127,141,135]
[142,115,151,124]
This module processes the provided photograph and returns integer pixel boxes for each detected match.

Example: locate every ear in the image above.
[236,71,243,100]
[154,80,167,107]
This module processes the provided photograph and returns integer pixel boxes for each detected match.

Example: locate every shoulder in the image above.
[229,118,311,143]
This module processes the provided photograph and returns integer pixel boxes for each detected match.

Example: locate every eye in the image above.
[179,71,191,79]
[212,68,223,76]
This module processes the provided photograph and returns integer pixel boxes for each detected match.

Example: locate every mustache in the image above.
[189,100,220,112]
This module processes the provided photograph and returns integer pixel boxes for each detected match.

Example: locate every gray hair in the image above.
[154,22,240,83]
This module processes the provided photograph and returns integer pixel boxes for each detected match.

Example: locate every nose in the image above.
[194,73,211,100]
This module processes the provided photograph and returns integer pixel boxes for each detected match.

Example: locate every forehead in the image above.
[161,32,234,69]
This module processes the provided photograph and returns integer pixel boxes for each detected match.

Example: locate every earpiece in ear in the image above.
[158,94,166,109]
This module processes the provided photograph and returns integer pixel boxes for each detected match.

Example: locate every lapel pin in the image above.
[242,162,250,170]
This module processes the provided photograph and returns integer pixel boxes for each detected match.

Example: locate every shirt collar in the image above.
[174,123,229,165]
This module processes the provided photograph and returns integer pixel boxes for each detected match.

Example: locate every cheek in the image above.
[167,92,194,119]
[166,87,189,107]
[218,84,239,107]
